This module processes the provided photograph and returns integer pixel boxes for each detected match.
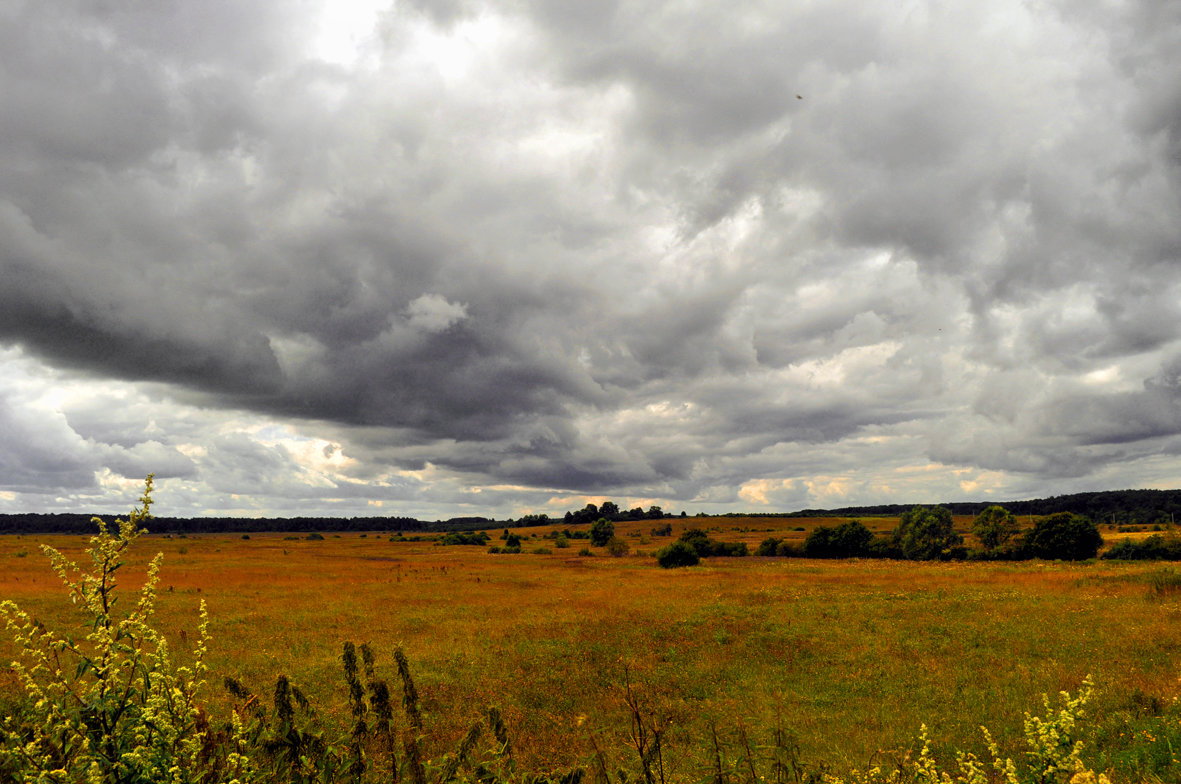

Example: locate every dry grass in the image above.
[1,524,1178,778]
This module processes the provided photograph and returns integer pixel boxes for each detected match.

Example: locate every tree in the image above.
[590,517,615,547]
[893,505,962,560]
[1025,512,1102,560]
[972,505,1020,551]
[599,501,620,519]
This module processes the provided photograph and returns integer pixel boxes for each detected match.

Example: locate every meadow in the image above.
[1,515,1179,782]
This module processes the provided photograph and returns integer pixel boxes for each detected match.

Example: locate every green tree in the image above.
[1025,512,1102,560]
[893,505,962,560]
[589,517,615,547]
[972,505,1020,551]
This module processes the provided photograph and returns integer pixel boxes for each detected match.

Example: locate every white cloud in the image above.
[406,294,468,332]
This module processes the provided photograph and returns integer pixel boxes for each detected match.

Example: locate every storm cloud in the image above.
[2,0,1180,518]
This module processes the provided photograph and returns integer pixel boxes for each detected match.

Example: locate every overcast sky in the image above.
[2,0,1180,519]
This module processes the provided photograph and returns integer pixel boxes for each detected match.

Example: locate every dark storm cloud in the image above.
[3,0,1181,515]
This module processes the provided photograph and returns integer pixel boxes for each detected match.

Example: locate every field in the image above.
[2,516,1180,781]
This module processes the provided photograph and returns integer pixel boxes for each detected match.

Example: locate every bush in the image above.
[775,540,803,557]
[306,532,325,540]
[678,528,713,557]
[674,528,746,558]
[656,541,700,568]
[605,536,630,557]
[1101,534,1181,560]
[804,520,875,558]
[893,505,963,560]
[590,518,615,547]
[438,531,491,546]
[1025,512,1103,560]
[755,536,782,556]
[756,537,805,557]
[711,540,748,557]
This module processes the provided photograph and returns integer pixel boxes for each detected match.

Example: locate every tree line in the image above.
[749,505,1124,564]
[774,488,1181,526]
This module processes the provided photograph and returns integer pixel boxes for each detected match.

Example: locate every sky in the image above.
[2,0,1180,520]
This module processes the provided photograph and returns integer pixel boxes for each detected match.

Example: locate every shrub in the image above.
[755,537,782,556]
[775,540,803,557]
[605,536,630,557]
[678,528,713,557]
[711,540,748,557]
[1025,512,1103,560]
[306,532,325,541]
[804,520,875,558]
[1101,534,1181,560]
[675,528,747,558]
[657,541,700,568]
[893,505,963,560]
[577,547,594,557]
[439,531,491,546]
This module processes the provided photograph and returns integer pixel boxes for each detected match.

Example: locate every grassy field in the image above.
[1,517,1179,781]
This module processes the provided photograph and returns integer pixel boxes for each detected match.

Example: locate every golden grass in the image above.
[1,525,1178,778]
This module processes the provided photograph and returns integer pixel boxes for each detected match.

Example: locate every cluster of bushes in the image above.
[489,531,523,554]
[436,530,491,546]
[542,527,589,542]
[741,506,1118,566]
[1101,533,1181,561]
[656,528,748,567]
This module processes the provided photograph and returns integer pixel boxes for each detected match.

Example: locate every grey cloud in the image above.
[3,0,1181,515]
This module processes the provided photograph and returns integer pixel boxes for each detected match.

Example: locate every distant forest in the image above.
[768,487,1181,526]
[1,488,1178,534]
